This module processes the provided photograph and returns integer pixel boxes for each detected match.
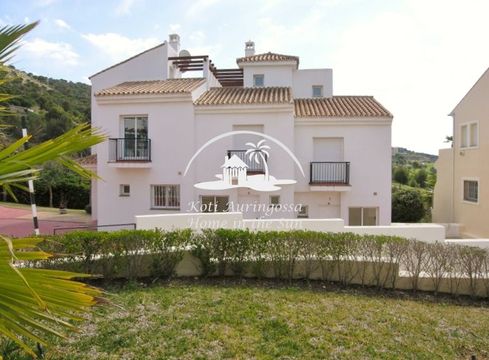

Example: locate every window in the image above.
[348,207,378,226]
[253,74,264,87]
[151,185,180,209]
[269,195,280,208]
[297,205,309,218]
[121,116,149,160]
[460,122,478,148]
[470,123,478,147]
[119,184,130,196]
[201,196,229,212]
[463,180,478,203]
[312,85,323,97]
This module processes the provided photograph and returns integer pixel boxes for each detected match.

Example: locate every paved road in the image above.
[0,205,92,238]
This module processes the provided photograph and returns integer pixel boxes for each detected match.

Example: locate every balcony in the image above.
[108,138,151,168]
[227,150,266,174]
[309,162,351,191]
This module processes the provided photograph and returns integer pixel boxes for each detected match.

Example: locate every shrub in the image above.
[32,228,489,298]
[393,167,409,185]
[149,229,191,279]
[85,204,91,214]
[392,187,425,222]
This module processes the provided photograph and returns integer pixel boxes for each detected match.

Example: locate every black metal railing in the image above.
[227,150,267,173]
[109,138,151,162]
[310,162,350,185]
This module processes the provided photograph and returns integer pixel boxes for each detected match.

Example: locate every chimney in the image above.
[245,40,255,57]
[169,33,180,53]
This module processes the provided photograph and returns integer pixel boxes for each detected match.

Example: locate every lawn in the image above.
[41,280,489,359]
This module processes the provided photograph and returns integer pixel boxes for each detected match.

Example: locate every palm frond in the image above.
[0,236,103,357]
[0,123,105,194]
[0,21,39,64]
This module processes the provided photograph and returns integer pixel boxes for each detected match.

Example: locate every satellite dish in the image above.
[179,49,191,57]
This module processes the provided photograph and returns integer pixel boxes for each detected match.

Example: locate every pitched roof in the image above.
[294,96,392,118]
[95,78,206,96]
[89,42,165,79]
[237,52,299,66]
[77,154,97,166]
[222,155,248,168]
[195,87,292,106]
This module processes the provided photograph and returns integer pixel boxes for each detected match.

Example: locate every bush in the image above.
[393,167,409,185]
[34,228,489,298]
[392,187,425,222]
[85,204,91,214]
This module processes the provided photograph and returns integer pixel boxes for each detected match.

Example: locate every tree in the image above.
[0,21,106,358]
[393,166,409,185]
[392,187,425,222]
[415,168,428,188]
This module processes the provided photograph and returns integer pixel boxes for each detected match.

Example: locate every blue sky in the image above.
[1,0,489,154]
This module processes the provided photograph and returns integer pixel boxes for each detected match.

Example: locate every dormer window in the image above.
[312,85,323,97]
[253,74,264,87]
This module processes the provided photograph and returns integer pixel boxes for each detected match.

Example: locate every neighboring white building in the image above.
[88,34,393,225]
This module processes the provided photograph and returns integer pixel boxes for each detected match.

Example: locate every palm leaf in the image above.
[0,21,39,63]
[0,236,103,357]
[0,123,105,194]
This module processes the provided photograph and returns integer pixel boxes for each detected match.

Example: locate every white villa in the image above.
[87,34,393,225]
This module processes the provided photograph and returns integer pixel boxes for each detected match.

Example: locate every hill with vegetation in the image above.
[0,65,91,209]
[0,65,90,145]
[391,147,438,223]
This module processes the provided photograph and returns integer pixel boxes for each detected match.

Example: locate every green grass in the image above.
[40,281,489,359]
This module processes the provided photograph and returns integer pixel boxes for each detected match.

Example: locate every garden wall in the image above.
[135,212,445,243]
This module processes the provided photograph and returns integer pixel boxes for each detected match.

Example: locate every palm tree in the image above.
[245,139,271,181]
[0,21,106,358]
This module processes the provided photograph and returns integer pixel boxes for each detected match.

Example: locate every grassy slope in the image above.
[46,282,489,359]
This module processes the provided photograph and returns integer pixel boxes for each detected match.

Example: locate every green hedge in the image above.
[36,229,489,297]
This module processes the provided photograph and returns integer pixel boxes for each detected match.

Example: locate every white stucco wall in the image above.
[294,119,392,225]
[90,43,169,93]
[135,212,445,243]
[293,69,333,98]
[242,65,294,87]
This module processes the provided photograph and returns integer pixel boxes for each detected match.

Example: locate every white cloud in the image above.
[116,0,140,15]
[82,32,160,62]
[20,38,79,66]
[54,19,71,30]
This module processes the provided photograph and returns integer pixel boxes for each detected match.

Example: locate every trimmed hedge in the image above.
[36,229,489,297]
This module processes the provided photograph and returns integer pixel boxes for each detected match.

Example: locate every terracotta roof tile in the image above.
[95,78,206,96]
[237,52,299,65]
[77,154,97,166]
[195,87,292,106]
[294,96,392,117]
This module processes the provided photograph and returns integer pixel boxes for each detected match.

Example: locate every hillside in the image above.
[392,147,437,165]
[0,65,90,145]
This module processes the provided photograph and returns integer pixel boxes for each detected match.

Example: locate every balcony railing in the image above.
[310,162,350,185]
[109,138,151,162]
[227,150,266,174]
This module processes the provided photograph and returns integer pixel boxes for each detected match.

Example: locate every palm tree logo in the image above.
[245,139,271,181]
